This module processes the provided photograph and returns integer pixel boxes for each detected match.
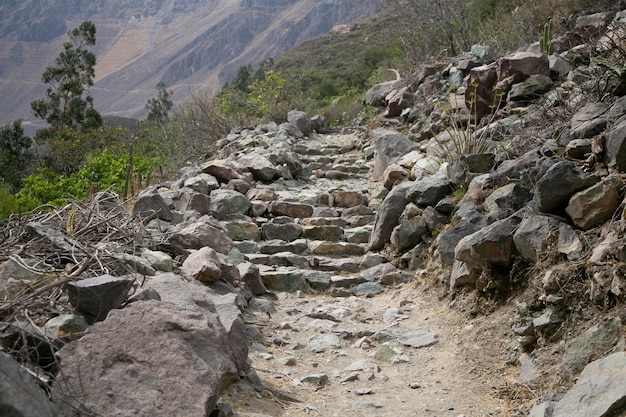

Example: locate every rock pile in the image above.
[1,7,626,417]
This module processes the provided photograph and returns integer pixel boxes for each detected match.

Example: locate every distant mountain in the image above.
[0,0,381,129]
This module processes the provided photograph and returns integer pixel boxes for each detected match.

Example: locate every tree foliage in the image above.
[31,20,102,137]
[0,120,32,191]
[145,82,174,124]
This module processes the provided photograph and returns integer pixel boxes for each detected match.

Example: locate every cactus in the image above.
[540,18,553,55]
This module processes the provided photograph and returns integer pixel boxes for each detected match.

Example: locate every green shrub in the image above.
[16,148,155,208]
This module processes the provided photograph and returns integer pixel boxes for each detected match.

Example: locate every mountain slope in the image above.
[0,0,380,128]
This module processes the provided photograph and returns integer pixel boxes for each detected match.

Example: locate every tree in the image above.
[31,20,102,136]
[145,82,174,123]
[0,120,32,191]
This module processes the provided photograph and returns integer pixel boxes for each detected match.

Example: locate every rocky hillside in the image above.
[0,0,380,128]
[2,6,626,417]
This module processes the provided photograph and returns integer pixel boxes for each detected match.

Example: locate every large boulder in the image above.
[368,181,413,251]
[566,175,623,230]
[534,160,600,214]
[209,189,251,220]
[52,274,248,417]
[455,213,523,269]
[287,110,313,136]
[372,129,415,181]
[182,246,223,282]
[238,153,278,182]
[132,187,173,223]
[552,352,626,417]
[200,160,241,183]
[406,176,451,207]
[169,222,233,254]
[513,214,561,263]
[365,79,402,107]
[0,351,60,417]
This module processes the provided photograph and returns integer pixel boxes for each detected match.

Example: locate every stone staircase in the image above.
[231,131,395,299]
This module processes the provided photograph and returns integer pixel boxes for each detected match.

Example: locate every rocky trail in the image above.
[5,9,626,417]
[218,131,508,417]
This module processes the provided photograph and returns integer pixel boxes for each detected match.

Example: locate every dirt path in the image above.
[220,132,529,417]
[223,277,525,417]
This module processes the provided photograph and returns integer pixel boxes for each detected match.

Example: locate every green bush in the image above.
[16,148,155,209]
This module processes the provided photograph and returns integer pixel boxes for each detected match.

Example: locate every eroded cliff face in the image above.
[0,0,379,125]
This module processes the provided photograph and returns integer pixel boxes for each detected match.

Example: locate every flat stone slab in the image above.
[399,330,438,348]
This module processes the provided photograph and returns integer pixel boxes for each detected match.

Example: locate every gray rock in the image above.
[209,189,251,220]
[399,330,438,348]
[566,175,622,230]
[483,182,532,223]
[372,129,415,181]
[368,181,413,251]
[446,153,496,186]
[437,222,482,267]
[302,271,332,291]
[384,86,415,117]
[258,239,309,255]
[238,262,266,296]
[261,222,303,242]
[260,267,308,292]
[268,201,314,218]
[224,220,262,241]
[182,246,223,282]
[302,217,347,227]
[183,173,219,194]
[513,214,561,263]
[532,310,564,331]
[310,241,365,256]
[570,102,609,139]
[365,79,402,107]
[390,216,428,252]
[558,223,583,260]
[331,190,369,208]
[287,110,313,136]
[0,351,60,417]
[238,153,278,182]
[308,333,341,353]
[173,188,211,215]
[552,352,626,417]
[200,159,241,183]
[359,263,397,283]
[43,314,89,342]
[302,225,343,242]
[344,226,372,244]
[562,317,622,380]
[248,298,276,313]
[528,401,554,417]
[352,282,385,297]
[406,176,451,207]
[132,187,173,223]
[0,257,43,298]
[508,74,553,102]
[67,274,135,323]
[139,249,174,272]
[534,160,600,214]
[170,222,233,254]
[455,213,522,269]
[112,253,157,276]
[565,138,593,159]
[450,260,477,289]
[52,290,246,417]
